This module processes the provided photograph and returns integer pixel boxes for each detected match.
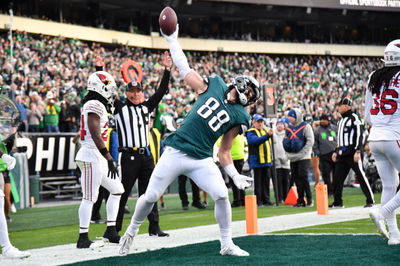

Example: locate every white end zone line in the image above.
[3,206,384,266]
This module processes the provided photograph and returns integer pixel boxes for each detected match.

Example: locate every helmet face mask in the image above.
[382,39,400,67]
[87,71,118,105]
[232,75,260,106]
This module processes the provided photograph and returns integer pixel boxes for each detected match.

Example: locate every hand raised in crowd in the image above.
[107,159,119,179]
[161,51,173,69]
[353,151,361,163]
[267,128,274,136]
[95,52,105,68]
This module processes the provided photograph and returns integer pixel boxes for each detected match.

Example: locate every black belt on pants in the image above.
[118,147,149,155]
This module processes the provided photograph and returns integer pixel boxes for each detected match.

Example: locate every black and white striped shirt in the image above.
[114,70,170,149]
[336,109,363,155]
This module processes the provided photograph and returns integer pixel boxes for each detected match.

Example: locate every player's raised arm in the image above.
[161,25,207,94]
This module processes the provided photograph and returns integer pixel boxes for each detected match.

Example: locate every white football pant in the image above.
[76,159,124,231]
[370,140,400,233]
[126,147,233,246]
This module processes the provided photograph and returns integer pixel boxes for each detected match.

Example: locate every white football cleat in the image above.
[3,246,31,259]
[369,208,389,240]
[119,232,134,256]
[388,231,400,245]
[220,243,249,257]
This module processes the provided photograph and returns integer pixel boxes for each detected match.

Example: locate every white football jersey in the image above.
[365,70,400,141]
[78,100,109,149]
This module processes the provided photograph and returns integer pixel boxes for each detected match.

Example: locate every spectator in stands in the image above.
[44,91,60,133]
[0,31,383,143]
[26,102,44,133]
[14,96,28,132]
[247,114,274,206]
[58,100,72,132]
[1,31,379,125]
[68,97,81,132]
[29,91,41,105]
[37,100,47,132]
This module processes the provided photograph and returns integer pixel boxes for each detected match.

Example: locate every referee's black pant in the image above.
[116,151,160,233]
[178,175,200,207]
[332,153,374,206]
[319,152,335,196]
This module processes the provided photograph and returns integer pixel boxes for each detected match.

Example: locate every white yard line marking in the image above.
[4,206,382,266]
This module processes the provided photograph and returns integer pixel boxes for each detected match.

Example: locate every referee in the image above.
[329,97,374,208]
[114,52,171,236]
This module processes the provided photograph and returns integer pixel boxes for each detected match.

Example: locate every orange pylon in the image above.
[284,186,298,205]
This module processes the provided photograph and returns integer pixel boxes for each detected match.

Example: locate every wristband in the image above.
[99,147,109,156]
[224,164,239,178]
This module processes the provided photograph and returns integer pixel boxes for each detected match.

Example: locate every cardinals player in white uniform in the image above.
[75,71,124,248]
[366,39,400,245]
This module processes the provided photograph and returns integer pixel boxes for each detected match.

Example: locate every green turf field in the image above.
[4,187,389,251]
[66,235,400,266]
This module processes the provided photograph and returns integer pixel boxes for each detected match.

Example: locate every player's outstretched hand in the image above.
[232,174,253,190]
[1,154,16,170]
[161,24,179,42]
[107,159,119,179]
[161,51,173,69]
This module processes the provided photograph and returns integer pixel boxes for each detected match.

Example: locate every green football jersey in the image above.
[165,75,251,159]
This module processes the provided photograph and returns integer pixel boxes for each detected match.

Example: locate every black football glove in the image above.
[107,159,119,179]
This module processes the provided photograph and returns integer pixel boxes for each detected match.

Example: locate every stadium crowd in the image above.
[0,31,382,133]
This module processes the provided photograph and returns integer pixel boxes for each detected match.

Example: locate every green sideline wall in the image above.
[0,14,384,56]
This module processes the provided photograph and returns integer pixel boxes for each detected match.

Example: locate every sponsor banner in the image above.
[262,84,277,118]
[16,133,78,176]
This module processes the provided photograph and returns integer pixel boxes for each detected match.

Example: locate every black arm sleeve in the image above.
[145,69,170,112]
[4,134,15,153]
[95,66,104,71]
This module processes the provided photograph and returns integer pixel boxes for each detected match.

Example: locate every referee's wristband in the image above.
[99,147,109,157]
[224,164,239,178]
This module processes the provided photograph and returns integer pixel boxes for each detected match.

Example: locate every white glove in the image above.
[232,174,253,190]
[1,153,16,170]
[160,24,179,43]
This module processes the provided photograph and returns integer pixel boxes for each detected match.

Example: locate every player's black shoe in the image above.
[149,229,169,237]
[77,233,93,248]
[103,226,121,243]
[192,202,206,209]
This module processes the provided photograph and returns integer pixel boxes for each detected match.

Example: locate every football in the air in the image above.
[159,6,177,36]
